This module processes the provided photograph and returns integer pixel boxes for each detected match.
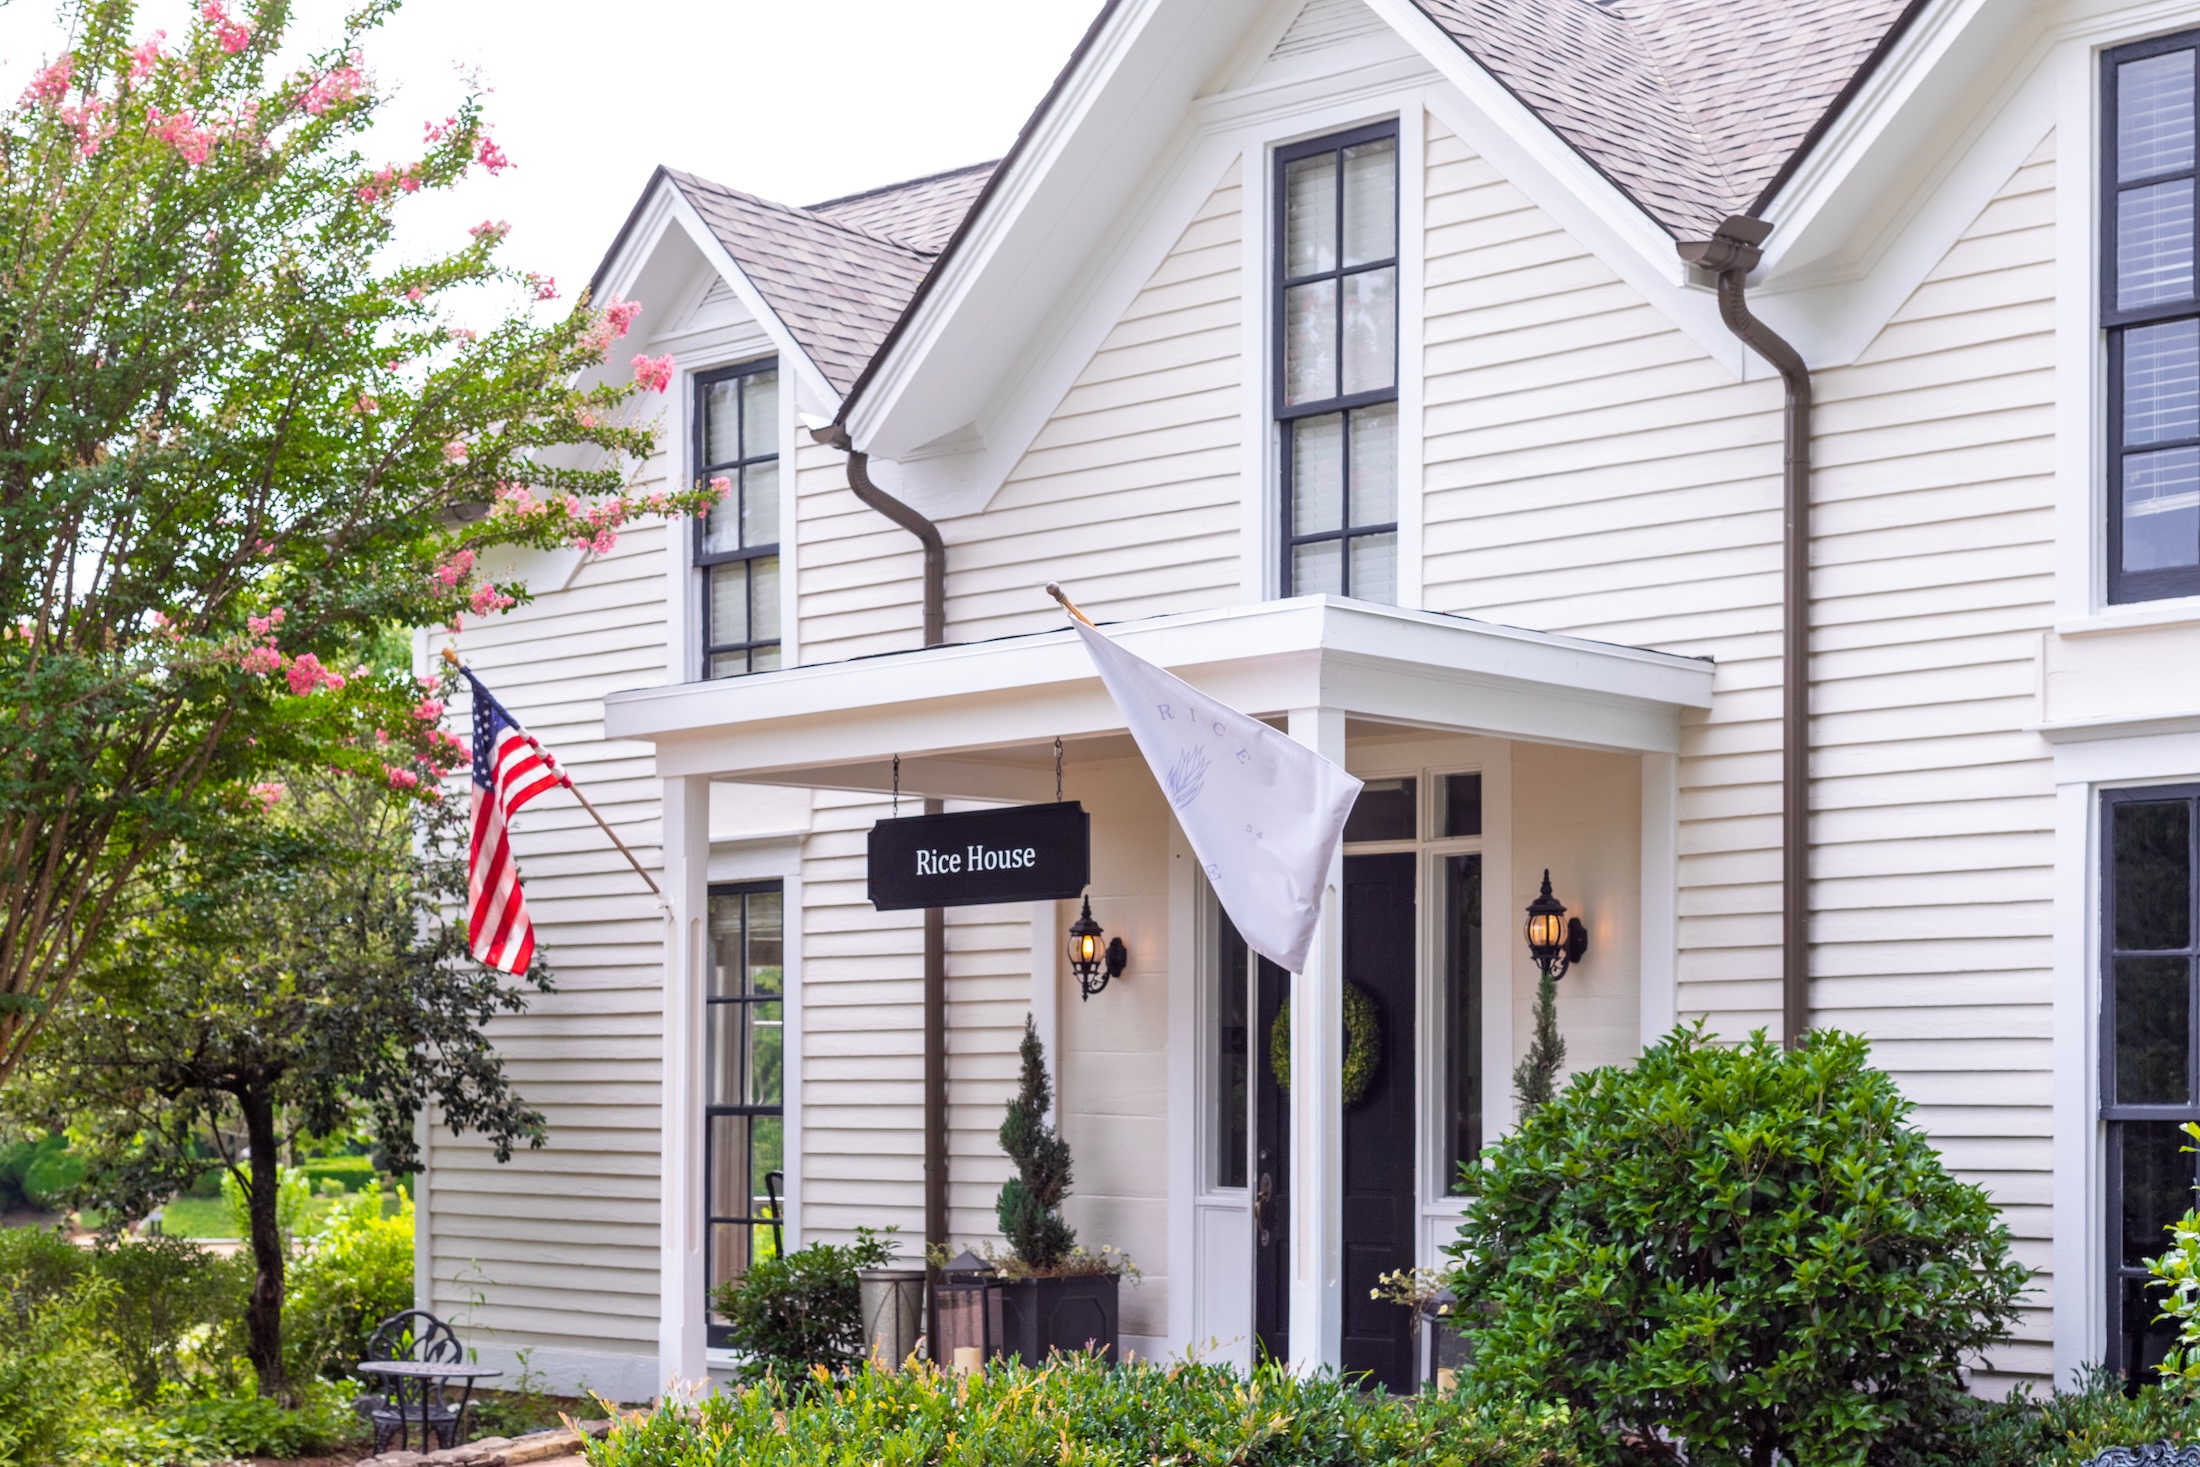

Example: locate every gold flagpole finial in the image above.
[1045,582,1097,628]
[440,645,464,669]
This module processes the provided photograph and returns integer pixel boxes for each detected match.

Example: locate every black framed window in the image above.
[1442,850,1482,1191]
[1275,122,1398,603]
[695,360,782,676]
[705,882,784,1348]
[2101,785,2200,1381]
[2106,36,2200,603]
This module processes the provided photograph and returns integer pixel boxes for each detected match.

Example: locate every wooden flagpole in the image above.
[441,647,662,897]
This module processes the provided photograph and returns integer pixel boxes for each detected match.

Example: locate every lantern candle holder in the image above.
[932,1249,1003,1373]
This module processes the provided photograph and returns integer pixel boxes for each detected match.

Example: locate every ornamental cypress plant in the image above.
[997,1017,1075,1271]
[1442,1024,2029,1467]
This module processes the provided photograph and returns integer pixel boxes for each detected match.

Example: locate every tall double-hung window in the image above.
[2106,36,2200,603]
[694,361,782,676]
[704,882,784,1346]
[1275,124,1398,603]
[2101,786,2200,1382]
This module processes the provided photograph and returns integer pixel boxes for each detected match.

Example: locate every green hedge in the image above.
[585,1357,1584,1467]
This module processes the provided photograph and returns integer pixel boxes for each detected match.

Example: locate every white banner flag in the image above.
[1069,618,1361,973]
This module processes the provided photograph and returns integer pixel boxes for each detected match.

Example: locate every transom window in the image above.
[705,882,784,1346]
[1275,123,1398,604]
[2105,35,2200,603]
[2101,785,2200,1382]
[694,361,782,676]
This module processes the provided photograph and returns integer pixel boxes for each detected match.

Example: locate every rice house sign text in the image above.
[867,802,1091,911]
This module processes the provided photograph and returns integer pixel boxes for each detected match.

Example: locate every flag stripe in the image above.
[465,672,568,976]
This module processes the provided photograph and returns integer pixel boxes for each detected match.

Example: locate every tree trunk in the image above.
[239,1087,290,1403]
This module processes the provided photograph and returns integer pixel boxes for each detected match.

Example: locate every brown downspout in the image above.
[1676,215,1812,1050]
[809,423,949,1335]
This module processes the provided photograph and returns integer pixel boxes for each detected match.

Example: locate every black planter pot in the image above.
[996,1272,1120,1366]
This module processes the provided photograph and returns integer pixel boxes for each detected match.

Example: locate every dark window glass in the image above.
[1214,905,1250,1189]
[1344,777,1415,842]
[2106,38,2200,601]
[1440,773,1482,839]
[695,361,782,676]
[1444,854,1482,1191]
[1277,125,1398,603]
[2103,784,2200,1383]
[705,883,785,1346]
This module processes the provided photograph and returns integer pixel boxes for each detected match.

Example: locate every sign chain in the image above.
[1054,738,1063,804]
[892,753,900,819]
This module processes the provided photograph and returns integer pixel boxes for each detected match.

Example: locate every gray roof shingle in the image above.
[809,162,998,253]
[1412,0,1921,236]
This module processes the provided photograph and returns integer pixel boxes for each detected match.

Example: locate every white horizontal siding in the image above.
[793,162,1245,665]
[421,459,678,1372]
[1419,113,2058,1379]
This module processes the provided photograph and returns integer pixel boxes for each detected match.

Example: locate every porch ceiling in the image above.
[602,595,1714,799]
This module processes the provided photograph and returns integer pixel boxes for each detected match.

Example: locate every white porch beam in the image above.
[1287,706,1346,1375]
[658,775,710,1388]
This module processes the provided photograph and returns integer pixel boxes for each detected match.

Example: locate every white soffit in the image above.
[602,596,1715,785]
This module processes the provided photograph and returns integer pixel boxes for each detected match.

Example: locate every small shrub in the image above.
[0,1223,87,1305]
[1442,1025,2029,1467]
[0,1267,114,1467]
[154,1377,361,1459]
[87,1235,249,1405]
[286,1187,416,1382]
[711,1227,896,1383]
[586,1356,1584,1467]
[997,1017,1075,1270]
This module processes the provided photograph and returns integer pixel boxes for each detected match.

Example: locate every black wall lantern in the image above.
[1066,894,1128,1001]
[1524,870,1588,981]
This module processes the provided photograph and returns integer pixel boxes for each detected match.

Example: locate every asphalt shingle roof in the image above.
[652,0,1924,401]
[1412,0,1921,237]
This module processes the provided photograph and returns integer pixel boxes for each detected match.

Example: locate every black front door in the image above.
[1253,954,1290,1364]
[1340,852,1417,1391]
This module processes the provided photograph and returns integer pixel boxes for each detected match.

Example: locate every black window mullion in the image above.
[694,361,783,677]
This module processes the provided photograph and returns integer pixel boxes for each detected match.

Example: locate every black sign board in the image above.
[867,802,1090,911]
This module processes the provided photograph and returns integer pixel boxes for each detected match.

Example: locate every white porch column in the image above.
[1286,706,1346,1374]
[658,775,710,1391]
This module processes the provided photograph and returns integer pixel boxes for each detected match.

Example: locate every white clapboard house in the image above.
[416,0,2200,1402]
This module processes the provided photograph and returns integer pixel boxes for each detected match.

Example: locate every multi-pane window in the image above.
[1275,123,1398,603]
[2106,36,2200,603]
[1438,774,1482,1191]
[2101,786,2200,1381]
[705,882,784,1347]
[695,361,782,676]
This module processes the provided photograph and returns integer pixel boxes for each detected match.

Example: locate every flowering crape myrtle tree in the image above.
[0,0,720,1085]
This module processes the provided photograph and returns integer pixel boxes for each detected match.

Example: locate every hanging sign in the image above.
[868,802,1090,911]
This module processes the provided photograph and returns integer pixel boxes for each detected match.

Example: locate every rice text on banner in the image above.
[1067,618,1361,973]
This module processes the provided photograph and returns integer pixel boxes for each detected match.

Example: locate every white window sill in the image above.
[2057,595,2200,638]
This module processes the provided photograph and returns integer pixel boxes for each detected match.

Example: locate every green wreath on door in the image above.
[1267,982,1382,1107]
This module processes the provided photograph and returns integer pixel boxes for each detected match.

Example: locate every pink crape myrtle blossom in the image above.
[431,549,474,589]
[579,297,643,356]
[405,286,425,303]
[201,1,252,54]
[632,353,674,394]
[148,107,218,165]
[385,765,420,790]
[443,440,468,464]
[468,219,509,242]
[477,137,510,173]
[246,608,285,638]
[299,62,365,116]
[239,644,282,675]
[21,54,74,107]
[129,33,167,81]
[249,781,286,808]
[285,653,345,695]
[468,584,515,616]
[354,393,378,414]
[528,273,557,301]
[356,185,380,203]
[60,100,112,157]
[413,697,445,722]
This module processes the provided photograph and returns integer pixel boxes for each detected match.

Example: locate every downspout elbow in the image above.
[811,423,946,648]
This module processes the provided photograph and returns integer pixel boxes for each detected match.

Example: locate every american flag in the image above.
[463,669,566,975]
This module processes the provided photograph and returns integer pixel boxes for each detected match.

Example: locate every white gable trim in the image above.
[592,175,844,421]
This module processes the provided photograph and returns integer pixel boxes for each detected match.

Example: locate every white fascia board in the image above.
[644,184,841,418]
[602,596,1714,780]
[844,0,1276,460]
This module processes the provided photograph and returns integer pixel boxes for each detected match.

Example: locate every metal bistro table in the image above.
[354,1359,501,1453]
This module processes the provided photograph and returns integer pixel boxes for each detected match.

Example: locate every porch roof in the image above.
[601,596,1713,798]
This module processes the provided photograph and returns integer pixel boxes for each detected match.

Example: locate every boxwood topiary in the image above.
[1441,1024,2029,1467]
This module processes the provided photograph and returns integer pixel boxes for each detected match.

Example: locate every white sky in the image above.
[0,0,1100,309]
